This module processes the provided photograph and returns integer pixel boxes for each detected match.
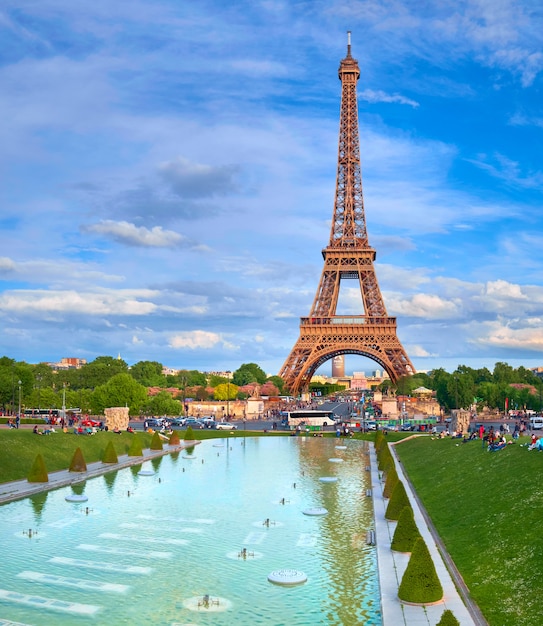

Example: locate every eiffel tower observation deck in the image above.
[279,33,415,396]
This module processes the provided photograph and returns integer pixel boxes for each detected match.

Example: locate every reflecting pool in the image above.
[0,437,381,625]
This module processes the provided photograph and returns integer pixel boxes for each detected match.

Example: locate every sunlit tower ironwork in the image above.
[279,32,414,396]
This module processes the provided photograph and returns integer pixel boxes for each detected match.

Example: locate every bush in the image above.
[383,465,399,498]
[169,430,180,446]
[150,431,163,450]
[436,609,460,625]
[391,505,420,552]
[385,480,410,520]
[102,441,119,464]
[184,426,195,441]
[398,537,443,604]
[27,454,49,483]
[69,447,87,472]
[127,435,143,457]
[377,441,393,472]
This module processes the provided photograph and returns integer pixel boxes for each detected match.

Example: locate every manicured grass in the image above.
[395,435,542,626]
[0,430,155,483]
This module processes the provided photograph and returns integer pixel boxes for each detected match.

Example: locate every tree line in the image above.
[0,356,286,417]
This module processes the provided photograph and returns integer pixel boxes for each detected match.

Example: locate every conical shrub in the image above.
[127,434,143,457]
[385,480,410,520]
[436,609,460,625]
[184,426,195,441]
[383,465,399,498]
[69,447,87,472]
[102,440,119,464]
[398,537,443,604]
[169,430,181,445]
[374,430,386,452]
[150,430,163,450]
[27,453,49,483]
[377,442,393,472]
[391,505,420,552]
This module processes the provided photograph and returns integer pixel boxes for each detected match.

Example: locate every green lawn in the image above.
[395,435,542,626]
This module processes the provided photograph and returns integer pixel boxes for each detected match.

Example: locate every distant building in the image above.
[53,357,87,370]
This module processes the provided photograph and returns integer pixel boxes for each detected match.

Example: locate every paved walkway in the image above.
[370,441,486,626]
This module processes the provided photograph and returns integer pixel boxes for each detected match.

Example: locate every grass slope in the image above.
[395,435,542,626]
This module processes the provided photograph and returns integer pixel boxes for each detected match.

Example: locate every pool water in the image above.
[0,437,382,625]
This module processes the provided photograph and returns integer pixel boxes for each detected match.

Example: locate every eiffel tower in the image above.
[279,33,415,395]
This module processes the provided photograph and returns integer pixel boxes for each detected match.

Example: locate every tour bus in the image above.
[283,410,336,431]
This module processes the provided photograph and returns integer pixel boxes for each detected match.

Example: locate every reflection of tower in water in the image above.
[296,439,379,623]
[332,355,345,378]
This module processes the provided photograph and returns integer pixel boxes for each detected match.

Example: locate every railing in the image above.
[301,316,396,326]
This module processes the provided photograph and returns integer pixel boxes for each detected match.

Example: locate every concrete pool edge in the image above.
[0,441,201,505]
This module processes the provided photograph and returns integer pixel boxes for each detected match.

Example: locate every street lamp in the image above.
[226,371,231,421]
[62,382,67,425]
[18,380,22,420]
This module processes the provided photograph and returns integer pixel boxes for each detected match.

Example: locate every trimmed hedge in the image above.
[127,435,143,457]
[102,440,119,464]
[150,431,163,450]
[169,430,181,446]
[69,447,87,472]
[391,505,420,552]
[385,480,410,520]
[184,426,195,441]
[436,609,460,625]
[398,537,443,604]
[27,453,48,483]
[383,465,399,498]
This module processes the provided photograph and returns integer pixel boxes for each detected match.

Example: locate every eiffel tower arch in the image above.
[279,33,415,396]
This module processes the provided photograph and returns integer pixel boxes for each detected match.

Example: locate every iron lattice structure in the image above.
[279,35,415,395]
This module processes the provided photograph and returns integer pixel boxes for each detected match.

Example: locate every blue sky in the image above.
[1,0,543,377]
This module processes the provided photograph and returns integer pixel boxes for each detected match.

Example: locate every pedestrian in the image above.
[15,415,20,429]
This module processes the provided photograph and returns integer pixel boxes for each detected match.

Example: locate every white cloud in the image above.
[158,157,239,198]
[359,89,419,108]
[169,330,223,350]
[81,220,185,247]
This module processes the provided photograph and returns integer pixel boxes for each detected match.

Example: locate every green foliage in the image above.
[377,442,393,472]
[150,431,163,450]
[127,435,143,457]
[90,373,148,415]
[102,441,119,464]
[383,465,399,498]
[398,537,443,603]
[144,390,182,416]
[178,369,207,387]
[385,480,410,520]
[69,447,87,472]
[266,375,285,395]
[213,382,239,401]
[27,453,48,483]
[169,430,180,446]
[391,505,420,552]
[436,609,460,626]
[232,363,267,386]
[184,426,196,441]
[129,360,166,386]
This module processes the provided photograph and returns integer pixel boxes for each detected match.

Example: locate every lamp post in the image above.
[226,370,231,421]
[62,382,66,425]
[18,380,22,420]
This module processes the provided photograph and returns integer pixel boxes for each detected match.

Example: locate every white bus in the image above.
[284,410,335,430]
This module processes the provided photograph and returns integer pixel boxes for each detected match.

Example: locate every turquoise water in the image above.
[0,437,381,625]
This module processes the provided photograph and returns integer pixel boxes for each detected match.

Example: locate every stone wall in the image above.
[104,406,129,431]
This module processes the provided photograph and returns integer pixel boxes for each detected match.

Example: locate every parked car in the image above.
[183,418,205,429]
[170,417,185,426]
[146,418,165,428]
[215,421,237,430]
[81,418,102,427]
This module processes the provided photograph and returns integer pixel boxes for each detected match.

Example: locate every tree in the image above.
[233,363,267,386]
[213,383,239,401]
[78,356,128,389]
[177,369,207,387]
[266,375,285,395]
[144,391,182,416]
[90,373,148,415]
[130,361,166,387]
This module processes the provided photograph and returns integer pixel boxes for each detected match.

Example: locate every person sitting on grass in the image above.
[32,424,42,435]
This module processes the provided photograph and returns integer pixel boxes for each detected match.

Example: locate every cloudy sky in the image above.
[1,0,543,377]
